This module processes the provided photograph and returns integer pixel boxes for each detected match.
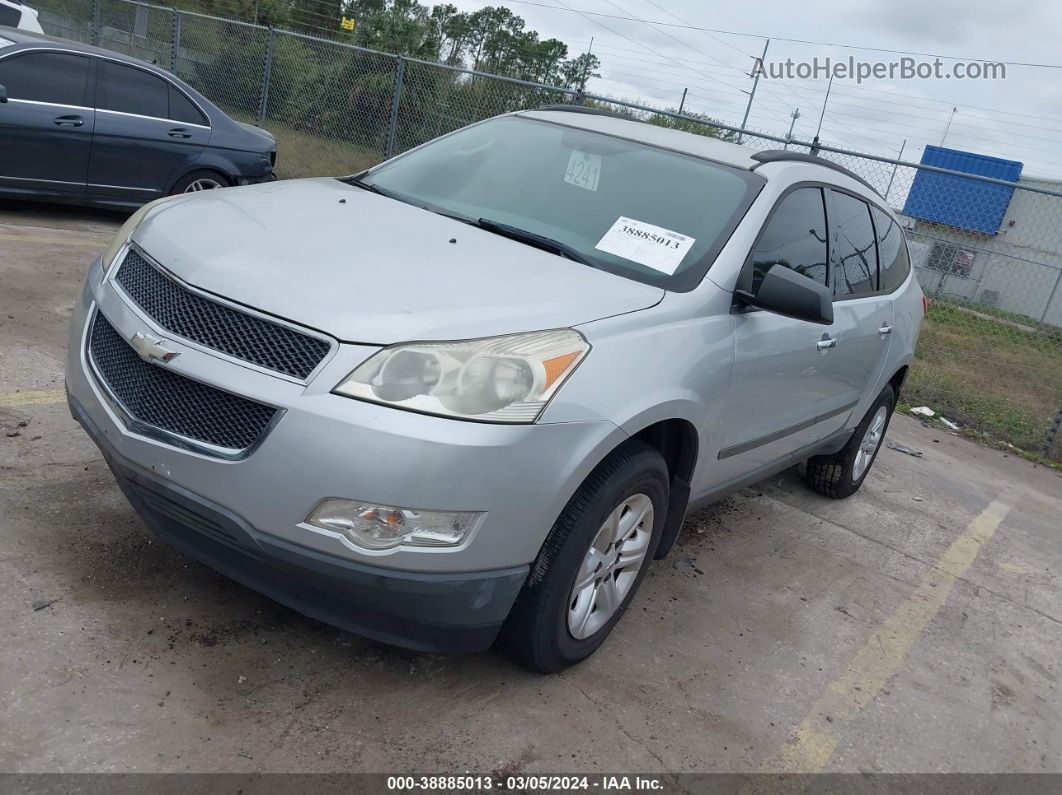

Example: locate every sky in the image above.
[445,0,1062,181]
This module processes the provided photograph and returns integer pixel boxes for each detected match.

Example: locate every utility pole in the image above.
[810,73,833,156]
[738,38,769,143]
[884,139,907,205]
[678,87,688,115]
[784,107,801,150]
[940,107,958,146]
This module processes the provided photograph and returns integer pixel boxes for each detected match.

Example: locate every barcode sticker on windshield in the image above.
[564,149,602,192]
[594,217,695,274]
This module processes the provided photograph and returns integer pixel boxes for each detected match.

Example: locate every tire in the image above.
[502,439,669,673]
[169,169,230,195]
[806,385,895,499]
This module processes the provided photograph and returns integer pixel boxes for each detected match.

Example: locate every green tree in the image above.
[647,108,740,142]
[560,52,600,92]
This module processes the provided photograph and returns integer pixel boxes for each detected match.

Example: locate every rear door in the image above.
[0,50,93,198]
[87,58,210,203]
[708,186,841,485]
[815,189,894,435]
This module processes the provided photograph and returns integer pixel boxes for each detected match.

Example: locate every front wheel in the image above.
[805,385,895,499]
[502,439,669,673]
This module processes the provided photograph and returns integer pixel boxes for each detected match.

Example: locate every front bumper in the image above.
[237,171,278,186]
[71,393,527,652]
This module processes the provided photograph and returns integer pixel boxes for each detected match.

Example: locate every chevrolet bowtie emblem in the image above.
[130,331,180,363]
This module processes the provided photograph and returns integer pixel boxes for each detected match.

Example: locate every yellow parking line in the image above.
[0,233,107,248]
[763,497,1013,772]
[0,389,66,408]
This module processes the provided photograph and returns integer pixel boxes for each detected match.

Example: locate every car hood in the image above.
[131,178,664,343]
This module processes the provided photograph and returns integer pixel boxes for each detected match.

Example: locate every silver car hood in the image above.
[132,178,664,343]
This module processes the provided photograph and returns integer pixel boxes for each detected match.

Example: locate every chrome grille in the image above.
[88,312,279,453]
[115,249,331,380]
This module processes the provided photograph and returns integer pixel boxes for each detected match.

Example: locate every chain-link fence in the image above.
[25,0,1062,461]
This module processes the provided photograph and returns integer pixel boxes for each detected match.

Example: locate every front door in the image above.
[706,186,842,488]
[0,50,93,198]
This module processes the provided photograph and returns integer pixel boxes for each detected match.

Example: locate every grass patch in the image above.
[906,302,1062,461]
[225,109,384,180]
[268,120,383,180]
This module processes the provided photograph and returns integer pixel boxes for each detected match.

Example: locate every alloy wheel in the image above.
[184,177,224,192]
[567,493,654,640]
[853,405,888,481]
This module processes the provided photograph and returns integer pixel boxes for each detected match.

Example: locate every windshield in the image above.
[359,115,762,290]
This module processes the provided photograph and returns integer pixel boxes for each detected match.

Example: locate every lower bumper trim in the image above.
[69,392,528,654]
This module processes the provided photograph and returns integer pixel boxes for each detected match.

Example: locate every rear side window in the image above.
[0,51,90,106]
[748,187,829,293]
[831,191,878,298]
[169,84,207,125]
[96,60,168,119]
[873,207,910,292]
[0,5,20,27]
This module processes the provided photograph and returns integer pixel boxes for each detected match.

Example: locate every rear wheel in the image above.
[503,439,668,673]
[170,169,229,195]
[805,385,895,499]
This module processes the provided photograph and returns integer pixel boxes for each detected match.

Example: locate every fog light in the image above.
[306,499,483,550]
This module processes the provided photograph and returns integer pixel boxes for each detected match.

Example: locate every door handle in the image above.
[53,115,84,127]
[167,128,192,138]
[879,323,893,337]
[817,336,836,351]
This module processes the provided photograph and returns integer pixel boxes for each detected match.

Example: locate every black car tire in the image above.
[169,169,230,195]
[502,439,668,673]
[805,385,896,499]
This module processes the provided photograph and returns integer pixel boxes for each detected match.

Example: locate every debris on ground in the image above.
[31,598,60,612]
[673,557,704,576]
[912,496,924,502]
[2,416,28,437]
[940,417,960,431]
[910,406,936,417]
[887,441,924,457]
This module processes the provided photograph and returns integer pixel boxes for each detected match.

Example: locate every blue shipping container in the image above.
[902,146,1022,236]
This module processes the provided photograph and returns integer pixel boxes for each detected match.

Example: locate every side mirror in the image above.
[735,264,834,325]
[0,85,7,104]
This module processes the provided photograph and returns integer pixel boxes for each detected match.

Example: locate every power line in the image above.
[547,0,790,126]
[498,0,1062,68]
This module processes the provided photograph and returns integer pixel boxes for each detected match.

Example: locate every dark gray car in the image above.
[0,27,276,208]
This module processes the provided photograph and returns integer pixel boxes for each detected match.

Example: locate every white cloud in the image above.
[445,0,1062,178]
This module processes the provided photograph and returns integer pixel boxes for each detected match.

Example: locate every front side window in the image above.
[0,51,89,106]
[96,60,168,119]
[872,207,910,292]
[357,116,762,290]
[748,187,829,294]
[832,191,878,298]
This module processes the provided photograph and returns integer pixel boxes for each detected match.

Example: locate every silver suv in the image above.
[67,107,924,671]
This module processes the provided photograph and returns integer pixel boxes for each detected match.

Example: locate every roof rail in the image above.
[533,104,633,120]
[750,150,881,197]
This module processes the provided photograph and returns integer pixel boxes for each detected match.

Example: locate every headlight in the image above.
[306,498,483,550]
[333,329,589,423]
[99,197,175,280]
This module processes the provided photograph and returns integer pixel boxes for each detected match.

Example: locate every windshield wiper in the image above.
[342,176,411,204]
[474,218,597,267]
